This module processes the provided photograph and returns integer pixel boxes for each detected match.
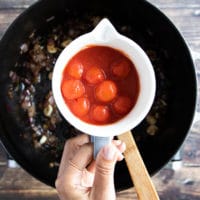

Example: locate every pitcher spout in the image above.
[92,18,119,42]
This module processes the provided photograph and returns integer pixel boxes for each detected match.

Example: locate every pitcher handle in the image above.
[90,136,112,158]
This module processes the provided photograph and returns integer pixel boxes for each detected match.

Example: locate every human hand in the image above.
[55,134,126,200]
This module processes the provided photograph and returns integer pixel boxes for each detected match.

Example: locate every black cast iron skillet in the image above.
[0,0,196,190]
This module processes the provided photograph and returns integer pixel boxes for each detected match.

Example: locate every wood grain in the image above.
[118,132,160,200]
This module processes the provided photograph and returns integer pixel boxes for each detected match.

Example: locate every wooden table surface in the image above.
[0,0,200,199]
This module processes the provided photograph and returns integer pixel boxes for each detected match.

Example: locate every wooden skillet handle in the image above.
[117,131,160,200]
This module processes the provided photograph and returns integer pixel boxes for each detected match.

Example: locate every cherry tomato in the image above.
[61,79,85,100]
[95,80,117,102]
[85,66,105,84]
[113,96,132,114]
[66,60,84,79]
[61,46,139,125]
[111,59,131,79]
[71,97,90,117]
[91,105,110,122]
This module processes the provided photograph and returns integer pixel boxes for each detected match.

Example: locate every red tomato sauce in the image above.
[61,45,140,125]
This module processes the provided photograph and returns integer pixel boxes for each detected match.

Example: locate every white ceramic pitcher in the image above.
[52,18,156,157]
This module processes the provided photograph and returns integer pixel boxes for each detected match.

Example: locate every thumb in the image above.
[91,144,123,200]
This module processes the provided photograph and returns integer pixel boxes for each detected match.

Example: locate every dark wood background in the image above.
[0,0,200,199]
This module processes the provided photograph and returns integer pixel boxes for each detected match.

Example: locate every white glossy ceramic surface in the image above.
[52,18,156,137]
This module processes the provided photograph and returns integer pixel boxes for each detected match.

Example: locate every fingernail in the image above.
[115,140,122,146]
[102,145,115,161]
[119,141,126,153]
[118,153,124,161]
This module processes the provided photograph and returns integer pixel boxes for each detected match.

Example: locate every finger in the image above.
[65,143,94,188]
[112,140,126,161]
[55,143,93,193]
[117,141,126,152]
[70,134,90,147]
[57,134,90,177]
[112,140,122,146]
[112,140,126,152]
[69,143,93,171]
[87,160,96,173]
[87,141,126,175]
[91,143,123,200]
[63,134,90,161]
